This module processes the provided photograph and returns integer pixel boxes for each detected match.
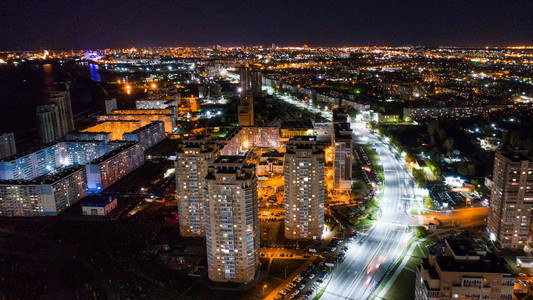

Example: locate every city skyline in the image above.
[0,8,532,297]
[1,0,533,50]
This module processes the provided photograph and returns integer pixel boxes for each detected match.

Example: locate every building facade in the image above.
[36,89,75,144]
[50,90,74,135]
[97,111,176,133]
[333,123,353,191]
[220,126,280,156]
[239,65,251,91]
[85,142,145,191]
[251,68,262,97]
[204,156,259,282]
[104,98,117,114]
[56,140,108,166]
[0,132,16,159]
[0,144,59,180]
[0,141,107,181]
[176,140,220,237]
[36,104,61,144]
[122,121,166,151]
[238,92,254,126]
[65,131,113,142]
[0,166,86,217]
[415,238,515,300]
[240,126,279,149]
[487,148,533,249]
[284,136,325,239]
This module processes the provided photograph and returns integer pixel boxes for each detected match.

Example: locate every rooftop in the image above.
[124,121,164,134]
[261,151,285,158]
[212,155,246,166]
[82,195,117,206]
[334,122,352,139]
[289,135,318,143]
[0,166,84,185]
[111,109,172,115]
[177,140,219,154]
[333,108,349,123]
[287,136,325,154]
[88,142,140,165]
[445,237,484,258]
[281,119,313,130]
[207,156,255,179]
[498,147,532,162]
[435,254,510,274]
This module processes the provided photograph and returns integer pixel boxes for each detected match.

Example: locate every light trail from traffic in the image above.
[267,87,418,299]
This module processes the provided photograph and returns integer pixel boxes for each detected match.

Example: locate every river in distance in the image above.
[0,62,122,144]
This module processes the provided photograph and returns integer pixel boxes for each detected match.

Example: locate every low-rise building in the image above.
[257,151,284,176]
[415,238,515,300]
[280,120,314,140]
[81,195,118,216]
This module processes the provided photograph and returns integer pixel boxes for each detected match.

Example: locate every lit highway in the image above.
[265,87,332,121]
[321,129,417,300]
[269,88,418,300]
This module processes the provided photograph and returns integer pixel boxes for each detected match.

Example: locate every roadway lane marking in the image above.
[374,221,408,227]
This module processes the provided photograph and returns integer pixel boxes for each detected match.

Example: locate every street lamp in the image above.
[263,284,267,295]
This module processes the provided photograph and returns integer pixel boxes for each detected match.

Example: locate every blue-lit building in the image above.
[65,131,112,142]
[122,121,166,151]
[56,140,107,166]
[81,195,117,216]
[0,141,107,181]
[0,166,87,216]
[0,144,59,180]
[86,142,145,191]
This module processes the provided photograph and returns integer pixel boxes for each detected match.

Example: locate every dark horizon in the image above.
[1,0,533,51]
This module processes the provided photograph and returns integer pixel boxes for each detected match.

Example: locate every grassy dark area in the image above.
[375,240,429,300]
[260,221,281,247]
[382,268,416,300]
[275,224,317,249]
[269,259,307,279]
[423,196,436,210]
[411,226,430,238]
[260,257,270,271]
[182,283,241,300]
[145,138,181,157]
[244,277,284,300]
[353,217,375,230]
[0,202,201,299]
[373,121,498,179]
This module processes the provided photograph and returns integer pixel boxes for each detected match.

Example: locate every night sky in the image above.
[1,0,532,50]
